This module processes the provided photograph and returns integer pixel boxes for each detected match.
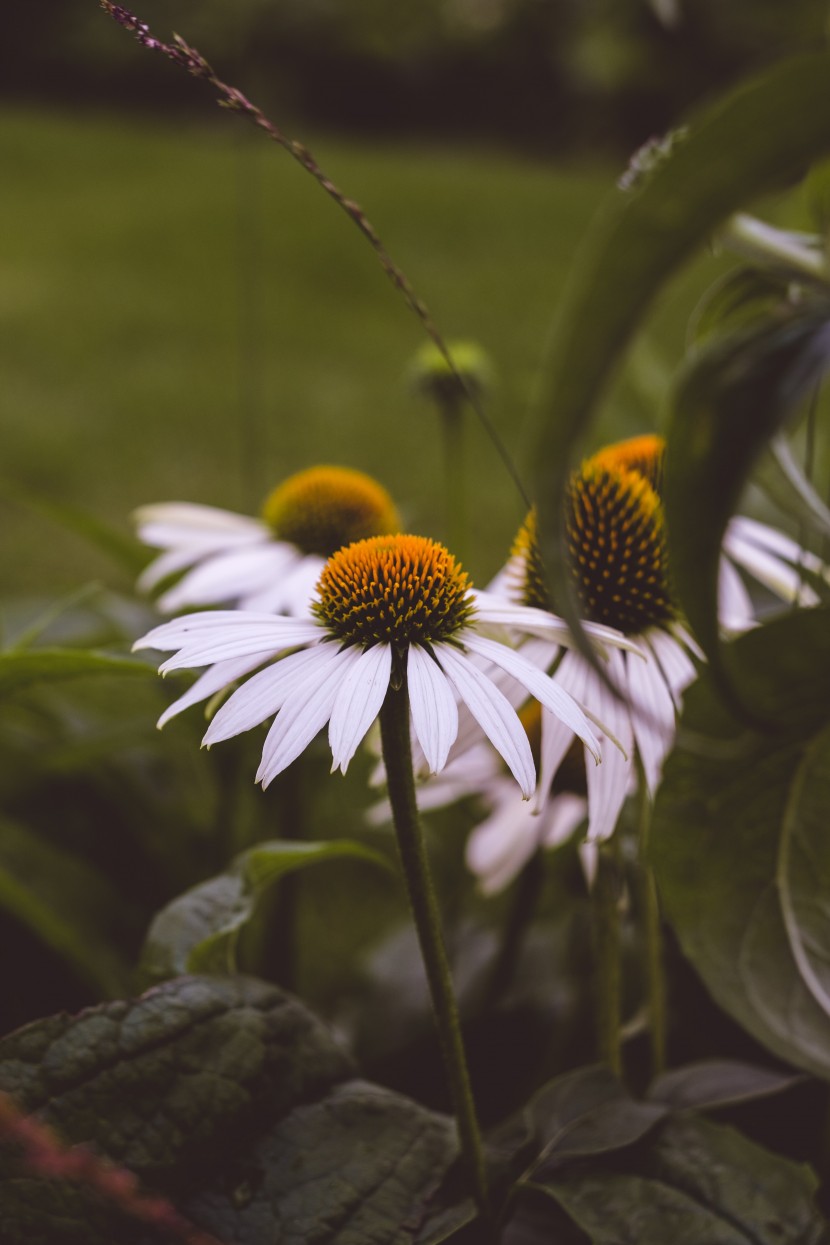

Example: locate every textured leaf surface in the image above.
[531,50,830,647]
[0,648,153,696]
[530,1115,827,1245]
[0,975,464,1244]
[651,608,830,1077]
[141,839,393,981]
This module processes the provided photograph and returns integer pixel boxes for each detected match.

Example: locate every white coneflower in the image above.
[134,464,400,616]
[134,533,638,797]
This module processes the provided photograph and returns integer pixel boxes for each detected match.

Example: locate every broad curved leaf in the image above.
[532,50,830,655]
[651,607,830,1078]
[141,838,393,981]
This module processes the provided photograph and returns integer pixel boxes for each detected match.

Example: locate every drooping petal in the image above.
[434,643,535,799]
[624,647,675,796]
[584,648,634,842]
[204,642,339,745]
[256,646,361,787]
[723,518,821,606]
[407,644,459,774]
[460,631,602,762]
[329,644,392,774]
[717,556,755,633]
[243,555,325,616]
[541,793,588,851]
[465,778,541,894]
[138,543,220,593]
[646,629,697,710]
[158,653,269,728]
[134,502,269,541]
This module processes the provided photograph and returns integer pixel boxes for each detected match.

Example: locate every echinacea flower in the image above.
[134,533,639,796]
[134,464,401,616]
[499,432,828,843]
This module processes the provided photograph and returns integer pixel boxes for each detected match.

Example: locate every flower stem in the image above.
[637,762,666,1078]
[594,835,623,1077]
[379,676,491,1223]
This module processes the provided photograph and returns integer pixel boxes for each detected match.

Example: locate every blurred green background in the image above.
[2,0,826,598]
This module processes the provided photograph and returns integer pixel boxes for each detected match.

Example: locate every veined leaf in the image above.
[651,607,830,1079]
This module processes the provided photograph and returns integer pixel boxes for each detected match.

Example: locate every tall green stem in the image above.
[379,676,491,1222]
[594,836,622,1077]
[637,756,666,1078]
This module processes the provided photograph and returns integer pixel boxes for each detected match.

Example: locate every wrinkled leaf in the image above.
[527,1114,826,1245]
[0,647,154,696]
[532,50,830,660]
[651,607,830,1078]
[0,975,466,1245]
[665,307,830,692]
[0,815,130,997]
[647,1060,804,1112]
[141,839,394,981]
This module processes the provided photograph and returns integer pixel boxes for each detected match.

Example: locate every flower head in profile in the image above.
[134,533,637,795]
[134,464,400,616]
[498,432,829,844]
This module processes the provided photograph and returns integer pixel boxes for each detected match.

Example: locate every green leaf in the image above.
[647,1061,805,1112]
[0,648,154,697]
[756,434,830,545]
[532,50,830,652]
[0,815,130,997]
[526,1115,826,1245]
[141,839,394,981]
[664,307,830,694]
[651,607,830,1078]
[687,267,793,347]
[524,1067,666,1175]
[0,477,147,574]
[0,975,466,1245]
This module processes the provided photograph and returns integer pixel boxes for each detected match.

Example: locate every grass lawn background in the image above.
[1,105,732,603]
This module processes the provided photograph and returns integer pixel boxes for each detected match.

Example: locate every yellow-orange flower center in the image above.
[513,436,675,635]
[313,534,475,648]
[261,465,400,558]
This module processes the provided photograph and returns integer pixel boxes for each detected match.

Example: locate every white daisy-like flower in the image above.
[498,432,828,844]
[134,464,401,616]
[134,533,640,796]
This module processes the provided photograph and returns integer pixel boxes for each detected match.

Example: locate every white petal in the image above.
[465,780,541,894]
[625,648,675,796]
[407,645,459,774]
[461,631,602,763]
[584,648,634,842]
[717,556,755,633]
[157,545,298,613]
[646,629,697,709]
[256,647,360,787]
[541,793,588,850]
[723,523,820,606]
[135,614,324,671]
[204,642,340,744]
[472,591,644,655]
[434,643,535,799]
[158,654,268,728]
[134,502,269,540]
[242,555,325,616]
[138,545,215,593]
[328,644,392,774]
